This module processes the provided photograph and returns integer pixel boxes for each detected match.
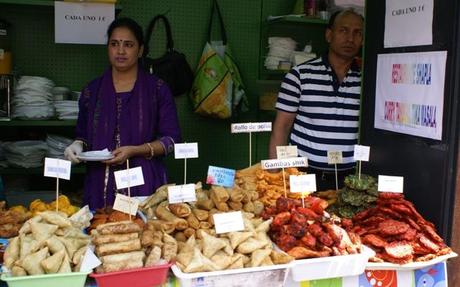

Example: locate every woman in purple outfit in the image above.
[64,17,181,209]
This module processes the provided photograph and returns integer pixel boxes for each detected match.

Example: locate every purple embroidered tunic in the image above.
[75,67,181,209]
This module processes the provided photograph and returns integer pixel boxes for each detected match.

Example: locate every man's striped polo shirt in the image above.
[275,55,361,171]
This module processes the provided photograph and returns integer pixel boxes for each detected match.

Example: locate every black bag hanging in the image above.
[141,14,194,97]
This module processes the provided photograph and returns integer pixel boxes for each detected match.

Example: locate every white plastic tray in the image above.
[171,263,292,287]
[365,251,458,271]
[290,246,375,282]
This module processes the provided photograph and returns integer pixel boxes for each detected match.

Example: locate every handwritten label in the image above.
[206,166,236,187]
[113,194,140,215]
[327,151,343,164]
[276,145,298,159]
[44,158,71,180]
[378,175,404,193]
[114,167,144,189]
[174,143,199,159]
[231,122,272,133]
[261,157,308,170]
[168,184,197,204]
[213,211,245,234]
[354,145,371,161]
[290,174,317,193]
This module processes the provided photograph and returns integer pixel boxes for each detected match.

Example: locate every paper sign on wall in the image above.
[174,143,199,159]
[378,175,404,193]
[354,145,370,161]
[231,122,272,133]
[114,167,144,189]
[44,158,71,180]
[276,145,298,159]
[213,211,245,234]
[55,2,115,44]
[327,151,343,164]
[261,157,308,170]
[113,194,140,215]
[290,174,316,193]
[168,184,196,204]
[206,166,236,188]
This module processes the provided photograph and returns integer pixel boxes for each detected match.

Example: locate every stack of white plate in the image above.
[12,76,55,120]
[46,134,73,159]
[264,37,297,70]
[54,100,79,120]
[3,140,48,168]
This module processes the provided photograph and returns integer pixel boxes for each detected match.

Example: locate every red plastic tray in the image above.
[90,263,172,287]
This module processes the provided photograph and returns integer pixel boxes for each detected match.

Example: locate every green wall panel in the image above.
[0,0,321,189]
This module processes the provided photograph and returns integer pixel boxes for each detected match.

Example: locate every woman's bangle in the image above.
[146,142,154,159]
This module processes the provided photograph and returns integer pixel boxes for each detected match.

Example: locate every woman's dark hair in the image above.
[107,17,144,46]
[327,9,364,29]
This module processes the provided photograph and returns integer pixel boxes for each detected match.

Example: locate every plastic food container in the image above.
[0,271,90,287]
[171,263,291,287]
[90,263,172,287]
[365,251,458,271]
[289,246,375,281]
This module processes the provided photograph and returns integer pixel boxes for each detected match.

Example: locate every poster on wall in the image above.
[374,51,447,140]
[384,0,433,48]
[55,2,114,44]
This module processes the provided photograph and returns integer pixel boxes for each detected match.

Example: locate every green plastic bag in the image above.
[189,0,248,119]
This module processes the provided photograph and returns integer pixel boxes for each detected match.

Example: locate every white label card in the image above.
[174,143,199,159]
[231,122,272,133]
[290,174,317,193]
[113,194,140,215]
[44,158,71,180]
[114,167,144,189]
[79,246,101,272]
[378,175,404,193]
[168,184,197,204]
[276,145,298,159]
[213,211,245,234]
[261,157,308,169]
[354,145,371,161]
[327,151,343,164]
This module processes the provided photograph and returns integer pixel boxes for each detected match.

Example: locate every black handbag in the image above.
[141,14,194,97]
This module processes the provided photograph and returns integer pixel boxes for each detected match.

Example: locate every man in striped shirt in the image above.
[269,9,364,190]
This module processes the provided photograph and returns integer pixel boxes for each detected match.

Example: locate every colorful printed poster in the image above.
[414,263,447,287]
[384,0,433,48]
[374,51,447,140]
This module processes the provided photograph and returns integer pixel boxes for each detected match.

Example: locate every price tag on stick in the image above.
[276,145,299,197]
[354,145,370,180]
[113,160,144,219]
[174,142,199,184]
[168,184,197,204]
[290,174,317,208]
[113,194,140,216]
[44,158,71,212]
[213,211,245,234]
[378,175,404,193]
[206,166,236,188]
[327,151,343,191]
[231,122,272,167]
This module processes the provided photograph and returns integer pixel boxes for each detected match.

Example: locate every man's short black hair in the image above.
[327,9,364,29]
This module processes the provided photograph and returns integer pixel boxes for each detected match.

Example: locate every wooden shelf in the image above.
[0,120,77,127]
[0,165,86,175]
[267,16,328,25]
[0,0,122,10]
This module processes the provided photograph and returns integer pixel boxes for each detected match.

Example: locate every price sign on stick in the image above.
[213,211,245,234]
[276,145,298,197]
[290,174,316,208]
[174,142,199,184]
[378,175,404,193]
[327,151,343,191]
[113,161,144,218]
[261,157,308,170]
[44,158,71,212]
[231,122,272,167]
[206,166,236,188]
[113,194,140,216]
[276,145,298,159]
[168,184,197,204]
[354,145,370,180]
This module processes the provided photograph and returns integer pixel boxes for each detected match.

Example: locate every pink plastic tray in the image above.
[90,263,172,287]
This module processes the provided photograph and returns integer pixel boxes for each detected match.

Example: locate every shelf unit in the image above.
[0,0,122,10]
[0,165,85,175]
[0,120,77,127]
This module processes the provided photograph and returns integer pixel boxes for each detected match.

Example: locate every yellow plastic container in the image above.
[1,271,90,287]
